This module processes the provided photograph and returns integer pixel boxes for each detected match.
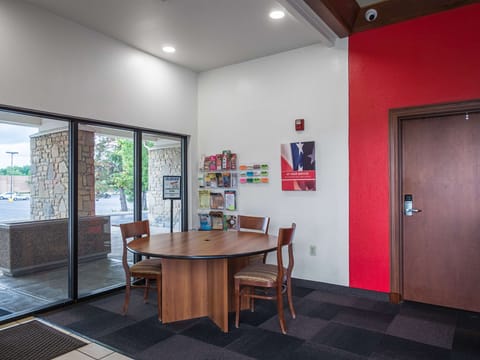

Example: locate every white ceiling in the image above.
[24,0,334,72]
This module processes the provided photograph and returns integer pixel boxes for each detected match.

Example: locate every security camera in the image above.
[365,8,378,22]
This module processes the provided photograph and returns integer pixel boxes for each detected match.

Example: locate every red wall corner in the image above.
[348,4,480,292]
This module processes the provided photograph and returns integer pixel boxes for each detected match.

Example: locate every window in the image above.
[0,108,187,320]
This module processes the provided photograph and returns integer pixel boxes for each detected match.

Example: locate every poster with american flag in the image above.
[280,141,316,191]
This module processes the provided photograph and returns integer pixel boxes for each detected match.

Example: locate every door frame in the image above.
[388,99,480,303]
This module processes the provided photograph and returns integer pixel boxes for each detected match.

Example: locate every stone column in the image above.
[147,144,181,227]
[30,129,95,220]
[78,130,95,217]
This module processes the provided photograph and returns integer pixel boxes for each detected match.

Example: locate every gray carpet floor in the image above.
[40,283,480,359]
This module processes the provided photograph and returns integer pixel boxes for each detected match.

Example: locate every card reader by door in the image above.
[404,194,422,216]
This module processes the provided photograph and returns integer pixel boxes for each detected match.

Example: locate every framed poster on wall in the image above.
[280,141,316,191]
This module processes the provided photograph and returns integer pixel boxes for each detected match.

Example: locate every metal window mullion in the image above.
[68,121,79,300]
[181,136,188,231]
[133,131,142,263]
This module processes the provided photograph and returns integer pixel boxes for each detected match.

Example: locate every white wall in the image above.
[198,42,349,285]
[0,0,349,285]
[0,0,198,225]
[0,0,197,135]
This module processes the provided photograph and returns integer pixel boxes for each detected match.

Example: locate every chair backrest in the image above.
[120,220,150,243]
[237,215,270,234]
[276,223,296,284]
[120,220,150,269]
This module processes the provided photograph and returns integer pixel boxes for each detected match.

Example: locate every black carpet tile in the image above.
[370,334,451,360]
[39,284,480,359]
[98,316,175,354]
[89,291,159,321]
[259,314,328,340]
[452,328,480,357]
[291,285,315,298]
[136,335,255,360]
[181,318,248,347]
[283,342,368,360]
[310,322,384,357]
[332,307,396,333]
[225,327,304,360]
[457,311,480,332]
[63,304,136,338]
[232,300,279,327]
[399,301,459,325]
[295,298,346,320]
[386,314,456,349]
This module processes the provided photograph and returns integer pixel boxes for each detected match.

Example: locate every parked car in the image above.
[15,193,30,200]
[0,192,30,200]
[0,192,17,200]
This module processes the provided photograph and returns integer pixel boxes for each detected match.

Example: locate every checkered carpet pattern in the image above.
[40,283,480,359]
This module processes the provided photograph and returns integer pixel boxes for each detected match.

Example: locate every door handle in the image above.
[404,194,422,216]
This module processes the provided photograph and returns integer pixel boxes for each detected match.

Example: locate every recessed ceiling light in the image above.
[162,46,176,53]
[269,10,285,20]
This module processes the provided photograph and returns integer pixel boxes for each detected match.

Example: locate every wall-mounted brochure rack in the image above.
[198,150,239,230]
[239,164,269,184]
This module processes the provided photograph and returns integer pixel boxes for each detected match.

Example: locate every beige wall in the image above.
[0,175,29,193]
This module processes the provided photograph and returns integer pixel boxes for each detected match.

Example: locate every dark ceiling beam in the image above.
[353,0,479,33]
[304,0,360,38]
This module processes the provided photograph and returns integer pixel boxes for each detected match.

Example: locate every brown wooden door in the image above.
[401,112,480,312]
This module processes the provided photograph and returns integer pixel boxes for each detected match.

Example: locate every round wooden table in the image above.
[127,230,278,332]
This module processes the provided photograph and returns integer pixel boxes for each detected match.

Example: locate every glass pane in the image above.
[78,125,134,297]
[142,133,182,235]
[0,113,69,319]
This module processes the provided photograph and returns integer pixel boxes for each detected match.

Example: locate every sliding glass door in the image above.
[77,124,135,296]
[0,113,70,317]
[142,133,183,235]
[0,106,187,322]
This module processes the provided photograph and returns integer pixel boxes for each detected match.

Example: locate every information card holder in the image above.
[163,176,181,233]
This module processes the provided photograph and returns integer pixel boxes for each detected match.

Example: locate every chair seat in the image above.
[130,258,162,275]
[235,223,296,334]
[234,264,286,285]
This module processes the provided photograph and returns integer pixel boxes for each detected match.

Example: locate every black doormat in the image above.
[0,308,11,316]
[0,320,87,360]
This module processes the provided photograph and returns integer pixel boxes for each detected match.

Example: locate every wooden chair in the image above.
[234,223,296,334]
[120,220,162,321]
[237,215,270,263]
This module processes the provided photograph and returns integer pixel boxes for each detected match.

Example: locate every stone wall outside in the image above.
[78,130,95,217]
[30,129,95,220]
[147,145,181,227]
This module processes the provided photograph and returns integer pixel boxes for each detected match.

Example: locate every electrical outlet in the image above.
[309,245,316,256]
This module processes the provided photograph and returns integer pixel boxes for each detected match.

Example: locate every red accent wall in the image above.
[349,4,480,292]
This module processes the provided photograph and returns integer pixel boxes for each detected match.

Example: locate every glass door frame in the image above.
[0,103,188,322]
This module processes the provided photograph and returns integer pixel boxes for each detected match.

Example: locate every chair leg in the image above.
[276,286,287,334]
[156,275,162,321]
[286,277,296,319]
[235,279,241,328]
[123,281,131,316]
[250,287,255,312]
[144,279,149,303]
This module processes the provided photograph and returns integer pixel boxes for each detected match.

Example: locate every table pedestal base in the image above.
[161,256,252,332]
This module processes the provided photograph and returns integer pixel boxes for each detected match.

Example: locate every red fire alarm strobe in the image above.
[295,119,304,131]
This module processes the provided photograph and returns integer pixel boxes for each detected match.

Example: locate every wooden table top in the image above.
[127,230,278,259]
